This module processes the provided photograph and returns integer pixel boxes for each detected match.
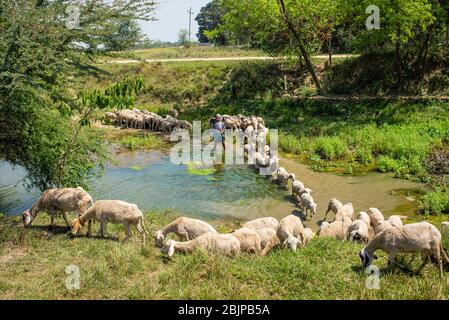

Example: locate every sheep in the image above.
[277,215,304,251]
[253,227,280,254]
[346,220,370,243]
[231,227,262,254]
[334,203,354,222]
[324,198,343,221]
[357,211,371,226]
[70,200,148,245]
[368,208,393,235]
[105,112,118,124]
[243,217,279,231]
[387,215,403,228]
[299,193,317,220]
[154,217,218,248]
[292,180,305,199]
[161,233,241,257]
[317,218,352,240]
[302,227,314,246]
[276,167,295,189]
[442,222,449,229]
[22,187,93,228]
[359,222,449,277]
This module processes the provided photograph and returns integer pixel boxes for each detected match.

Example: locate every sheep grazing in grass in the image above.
[253,227,280,254]
[276,167,295,189]
[277,215,304,251]
[243,217,279,231]
[334,203,354,222]
[324,198,343,221]
[359,222,449,277]
[70,200,148,245]
[302,227,314,246]
[154,217,218,248]
[346,220,370,243]
[22,187,93,228]
[317,218,352,241]
[299,193,317,220]
[161,233,241,257]
[231,227,263,254]
[442,222,449,229]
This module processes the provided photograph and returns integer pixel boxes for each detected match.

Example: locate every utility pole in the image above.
[187,7,193,44]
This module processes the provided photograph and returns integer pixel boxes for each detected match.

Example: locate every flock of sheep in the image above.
[18,110,449,277]
[20,185,449,277]
[105,108,192,133]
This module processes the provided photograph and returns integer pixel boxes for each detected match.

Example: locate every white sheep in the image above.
[299,193,317,220]
[154,217,218,248]
[70,200,148,245]
[276,167,295,189]
[277,215,304,251]
[317,218,352,240]
[243,217,279,231]
[302,227,314,246]
[253,227,280,254]
[22,187,93,228]
[334,203,354,222]
[368,208,393,235]
[231,227,262,254]
[324,198,343,220]
[346,220,370,243]
[387,215,403,228]
[441,222,449,229]
[357,211,371,226]
[162,233,241,257]
[359,222,449,277]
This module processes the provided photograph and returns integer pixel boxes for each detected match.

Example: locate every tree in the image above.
[177,28,190,46]
[196,0,227,45]
[102,19,145,51]
[0,0,156,191]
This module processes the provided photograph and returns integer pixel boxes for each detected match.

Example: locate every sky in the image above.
[140,0,211,43]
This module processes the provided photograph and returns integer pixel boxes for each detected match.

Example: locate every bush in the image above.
[313,137,348,161]
[419,190,449,215]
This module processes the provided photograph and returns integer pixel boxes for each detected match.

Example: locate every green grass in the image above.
[1,213,449,299]
[102,46,265,61]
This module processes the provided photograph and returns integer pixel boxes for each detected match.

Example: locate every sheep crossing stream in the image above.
[0,147,427,231]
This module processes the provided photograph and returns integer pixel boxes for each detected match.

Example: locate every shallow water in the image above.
[0,148,428,230]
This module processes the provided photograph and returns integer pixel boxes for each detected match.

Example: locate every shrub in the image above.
[419,190,449,215]
[313,137,348,160]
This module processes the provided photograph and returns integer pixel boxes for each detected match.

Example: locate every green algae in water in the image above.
[186,162,216,176]
[129,165,144,171]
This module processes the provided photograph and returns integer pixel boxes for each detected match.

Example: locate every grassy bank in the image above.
[0,213,448,299]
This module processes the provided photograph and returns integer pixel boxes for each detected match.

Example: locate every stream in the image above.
[0,145,428,230]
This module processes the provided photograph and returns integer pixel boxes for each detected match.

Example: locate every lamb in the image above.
[346,220,370,243]
[302,227,314,245]
[154,217,218,248]
[334,203,354,222]
[70,200,148,245]
[324,198,343,220]
[442,222,449,229]
[317,218,352,240]
[292,180,305,199]
[161,233,241,257]
[276,167,295,189]
[299,193,317,220]
[243,217,279,231]
[22,187,93,228]
[277,215,304,251]
[359,222,449,277]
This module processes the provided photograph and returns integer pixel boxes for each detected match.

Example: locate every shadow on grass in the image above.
[29,225,70,235]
